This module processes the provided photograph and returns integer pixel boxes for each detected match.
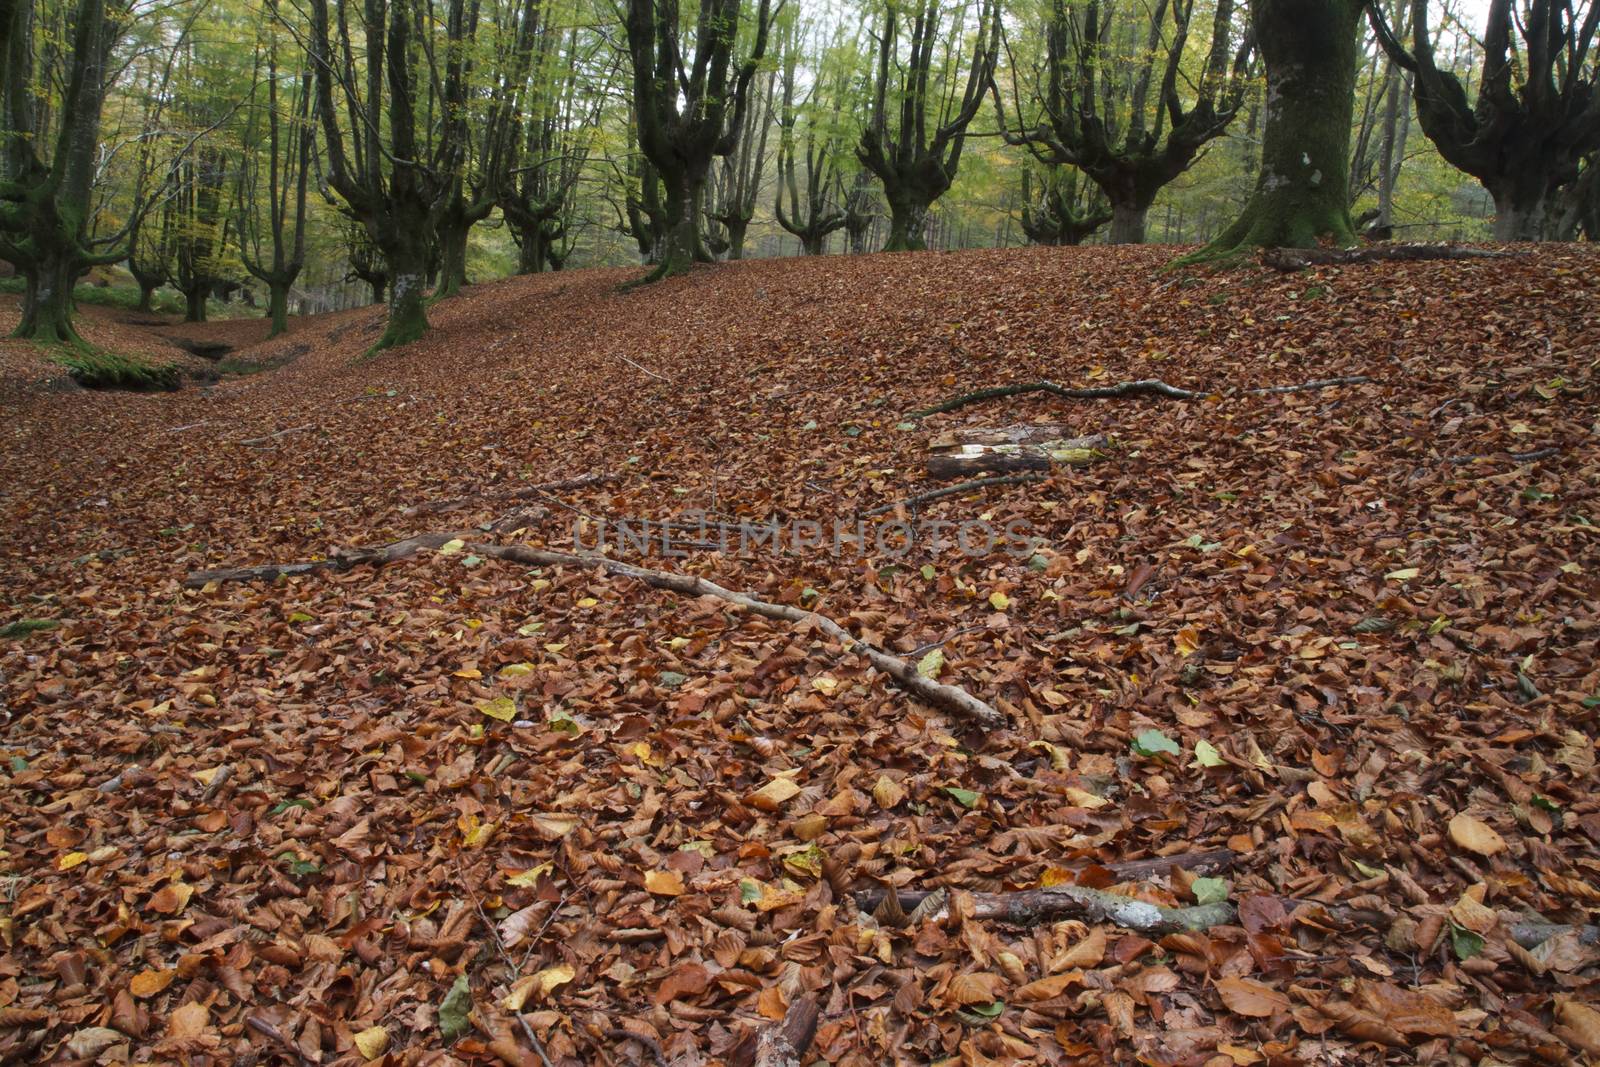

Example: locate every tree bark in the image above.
[1109,203,1149,245]
[266,281,291,337]
[374,245,430,352]
[884,195,930,252]
[14,253,78,344]
[1184,0,1362,262]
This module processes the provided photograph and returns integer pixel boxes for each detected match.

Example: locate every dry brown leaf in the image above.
[1448,813,1507,856]
[1214,976,1289,1018]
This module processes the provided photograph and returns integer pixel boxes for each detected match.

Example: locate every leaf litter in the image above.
[1,244,1598,1063]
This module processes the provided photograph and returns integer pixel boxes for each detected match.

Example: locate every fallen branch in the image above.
[910,376,1374,419]
[468,543,1007,730]
[864,878,1598,952]
[1262,244,1516,272]
[729,994,820,1067]
[854,848,1237,914]
[925,428,1109,480]
[184,532,465,587]
[1244,375,1375,396]
[1448,445,1561,465]
[859,474,1047,517]
[909,378,1206,419]
[404,472,618,517]
[237,423,314,446]
[184,535,1008,730]
[619,353,669,381]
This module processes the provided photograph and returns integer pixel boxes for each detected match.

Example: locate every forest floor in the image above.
[1,245,1598,1065]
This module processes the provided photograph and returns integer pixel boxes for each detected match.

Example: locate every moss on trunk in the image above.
[1181,0,1362,264]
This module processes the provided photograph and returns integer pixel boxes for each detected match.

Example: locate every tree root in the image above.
[403,472,619,517]
[1261,244,1517,272]
[909,376,1374,419]
[185,534,1008,730]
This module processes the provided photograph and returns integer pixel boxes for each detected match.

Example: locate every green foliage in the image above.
[53,346,182,391]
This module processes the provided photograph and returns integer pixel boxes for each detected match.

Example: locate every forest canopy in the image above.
[2,0,1598,346]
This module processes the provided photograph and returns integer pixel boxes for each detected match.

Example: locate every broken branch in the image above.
[185,535,1008,730]
[859,474,1047,517]
[909,378,1206,418]
[1262,244,1516,272]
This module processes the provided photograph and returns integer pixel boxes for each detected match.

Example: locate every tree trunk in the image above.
[136,283,156,312]
[1489,178,1550,241]
[516,228,546,274]
[650,171,703,278]
[436,224,469,296]
[184,286,208,324]
[726,219,749,260]
[369,279,386,305]
[374,248,430,352]
[1109,203,1149,244]
[1184,0,1362,262]
[801,233,825,255]
[14,254,79,346]
[266,281,291,337]
[883,195,929,252]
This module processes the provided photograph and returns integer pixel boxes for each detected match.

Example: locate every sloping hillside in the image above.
[2,246,1598,1064]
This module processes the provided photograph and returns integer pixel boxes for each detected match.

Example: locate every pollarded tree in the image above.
[706,69,775,259]
[171,145,233,323]
[994,0,1254,244]
[773,25,853,255]
[1019,163,1111,245]
[0,0,132,343]
[1183,0,1365,261]
[237,6,313,337]
[307,0,473,350]
[1369,0,1600,240]
[623,0,779,278]
[857,0,1000,252]
[842,168,878,251]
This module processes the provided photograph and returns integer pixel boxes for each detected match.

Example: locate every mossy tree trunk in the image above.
[1184,0,1362,262]
[883,191,933,252]
[1,0,127,348]
[623,0,776,284]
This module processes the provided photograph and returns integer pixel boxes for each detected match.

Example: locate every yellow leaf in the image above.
[453,668,483,679]
[811,675,838,694]
[746,776,802,811]
[1385,567,1420,581]
[1448,812,1506,856]
[645,869,685,896]
[458,814,497,848]
[543,641,568,653]
[499,662,536,677]
[478,696,517,721]
[192,766,223,786]
[353,1026,389,1060]
[438,539,465,555]
[503,964,576,1011]
[505,863,552,887]
[988,591,1010,610]
[1064,786,1110,809]
[58,851,88,871]
[576,597,599,608]
[629,741,663,767]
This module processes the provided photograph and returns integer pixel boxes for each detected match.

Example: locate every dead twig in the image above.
[237,423,315,446]
[618,353,669,381]
[454,857,557,1067]
[184,536,1009,730]
[859,474,1047,517]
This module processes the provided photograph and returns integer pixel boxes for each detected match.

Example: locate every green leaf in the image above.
[739,878,763,904]
[895,421,917,431]
[921,564,936,580]
[287,612,313,624]
[1191,877,1229,905]
[270,798,313,816]
[0,618,58,639]
[438,974,473,1041]
[1190,739,1225,768]
[1450,923,1484,961]
[1582,694,1600,708]
[943,786,981,809]
[917,648,945,679]
[967,1000,1005,1018]
[1131,729,1180,758]
[657,670,687,689]
[548,710,582,735]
